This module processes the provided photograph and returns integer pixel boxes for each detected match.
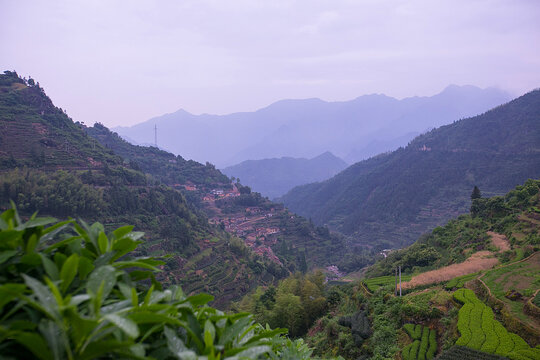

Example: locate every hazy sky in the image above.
[1,0,539,127]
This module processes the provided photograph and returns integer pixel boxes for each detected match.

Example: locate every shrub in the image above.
[414,324,423,340]
[455,303,473,346]
[494,321,514,356]
[481,306,499,353]
[402,342,412,360]
[404,323,416,338]
[426,329,437,360]
[418,326,430,360]
[409,340,420,360]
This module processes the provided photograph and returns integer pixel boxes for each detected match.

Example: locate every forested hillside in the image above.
[280,90,540,248]
[301,179,540,359]
[0,71,348,307]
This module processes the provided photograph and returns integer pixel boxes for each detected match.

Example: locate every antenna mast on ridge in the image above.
[154,124,157,148]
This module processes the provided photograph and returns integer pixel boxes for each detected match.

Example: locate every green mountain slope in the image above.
[221,152,348,199]
[86,123,230,187]
[0,71,122,168]
[0,71,289,307]
[0,70,348,307]
[84,118,348,271]
[305,179,540,359]
[280,90,540,248]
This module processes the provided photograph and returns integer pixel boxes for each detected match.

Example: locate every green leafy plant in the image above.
[0,206,315,359]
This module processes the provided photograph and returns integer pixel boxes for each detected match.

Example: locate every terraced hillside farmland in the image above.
[481,252,540,332]
[453,289,540,360]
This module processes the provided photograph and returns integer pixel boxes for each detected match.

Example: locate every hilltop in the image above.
[221,152,348,199]
[280,89,540,248]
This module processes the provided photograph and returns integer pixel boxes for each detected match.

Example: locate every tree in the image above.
[471,185,482,200]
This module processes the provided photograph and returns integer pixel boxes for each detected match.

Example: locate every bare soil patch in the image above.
[402,251,498,289]
[488,231,511,252]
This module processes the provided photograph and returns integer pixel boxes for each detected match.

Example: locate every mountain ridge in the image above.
[114,85,510,167]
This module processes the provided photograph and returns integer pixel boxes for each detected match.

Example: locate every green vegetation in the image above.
[367,179,540,277]
[481,254,540,328]
[337,310,371,346]
[363,274,412,292]
[453,289,540,360]
[533,292,540,308]
[0,207,322,359]
[281,89,540,248]
[86,123,230,188]
[401,324,437,360]
[0,71,122,169]
[445,273,479,290]
[236,272,328,338]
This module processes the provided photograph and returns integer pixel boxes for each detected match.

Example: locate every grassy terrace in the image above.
[481,252,540,330]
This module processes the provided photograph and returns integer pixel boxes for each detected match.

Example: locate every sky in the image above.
[1,0,540,128]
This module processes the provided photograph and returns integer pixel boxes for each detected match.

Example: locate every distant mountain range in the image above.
[114,85,510,167]
[279,89,540,249]
[221,152,348,199]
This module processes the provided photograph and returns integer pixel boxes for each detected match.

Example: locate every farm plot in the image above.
[444,272,480,290]
[362,274,412,292]
[402,324,437,360]
[481,252,540,331]
[453,288,540,360]
[402,251,498,289]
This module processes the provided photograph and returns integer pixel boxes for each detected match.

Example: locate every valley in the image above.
[0,70,539,360]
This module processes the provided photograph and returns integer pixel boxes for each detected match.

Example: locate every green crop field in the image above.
[453,289,540,360]
[445,272,480,290]
[402,324,437,360]
[481,252,540,327]
[363,274,413,292]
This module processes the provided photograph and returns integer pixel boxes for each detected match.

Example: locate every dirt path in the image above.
[488,231,511,252]
[402,251,498,289]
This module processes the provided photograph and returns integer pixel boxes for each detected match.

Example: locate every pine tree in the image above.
[471,185,482,200]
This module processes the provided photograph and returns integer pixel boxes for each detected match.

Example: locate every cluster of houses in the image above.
[195,186,287,265]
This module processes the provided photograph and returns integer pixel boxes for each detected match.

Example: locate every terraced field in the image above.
[362,274,413,292]
[444,272,480,290]
[453,289,540,360]
[481,252,540,331]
